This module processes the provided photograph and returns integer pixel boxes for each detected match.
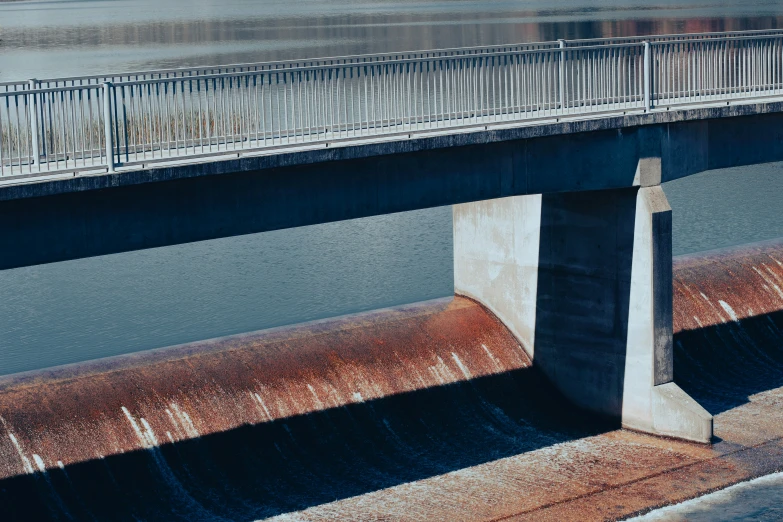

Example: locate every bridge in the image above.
[4,28,783,444]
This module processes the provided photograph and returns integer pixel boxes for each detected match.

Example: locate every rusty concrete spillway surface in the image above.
[2,239,783,521]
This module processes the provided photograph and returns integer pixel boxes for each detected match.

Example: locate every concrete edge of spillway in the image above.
[0,295,534,480]
[673,237,783,333]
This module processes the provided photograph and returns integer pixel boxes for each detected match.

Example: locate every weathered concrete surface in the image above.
[0,241,782,521]
[452,194,542,356]
[3,102,783,269]
[626,187,711,443]
[4,99,783,203]
[454,186,711,442]
[0,297,535,482]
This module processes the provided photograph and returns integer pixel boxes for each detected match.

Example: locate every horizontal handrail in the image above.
[649,33,783,45]
[104,43,650,88]
[566,27,783,45]
[2,29,783,180]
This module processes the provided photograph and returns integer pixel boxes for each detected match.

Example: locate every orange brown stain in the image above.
[0,241,782,520]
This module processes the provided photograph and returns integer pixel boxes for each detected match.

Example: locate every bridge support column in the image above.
[454,185,712,443]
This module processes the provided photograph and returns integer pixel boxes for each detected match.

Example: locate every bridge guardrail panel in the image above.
[3,30,783,178]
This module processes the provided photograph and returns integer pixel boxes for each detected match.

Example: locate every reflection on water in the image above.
[0,207,454,376]
[2,0,783,81]
[1,0,779,377]
[0,0,782,380]
[666,162,783,256]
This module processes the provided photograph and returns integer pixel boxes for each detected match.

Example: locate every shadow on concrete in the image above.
[0,123,652,270]
[674,310,783,416]
[0,366,616,521]
[533,188,637,418]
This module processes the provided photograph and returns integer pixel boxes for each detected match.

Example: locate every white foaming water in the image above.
[451,353,473,380]
[122,406,154,449]
[170,403,200,438]
[719,300,740,323]
[753,266,783,300]
[627,472,783,522]
[7,433,34,475]
[32,454,46,473]
[252,392,274,421]
[122,408,225,521]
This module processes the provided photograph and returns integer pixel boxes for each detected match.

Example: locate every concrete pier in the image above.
[454,181,712,442]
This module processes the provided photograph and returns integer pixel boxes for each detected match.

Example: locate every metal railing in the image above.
[3,30,783,179]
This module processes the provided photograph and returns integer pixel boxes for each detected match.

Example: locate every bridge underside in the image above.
[1,104,783,270]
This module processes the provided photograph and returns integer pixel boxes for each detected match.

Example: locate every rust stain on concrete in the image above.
[0,297,532,479]
[673,238,783,332]
[0,240,782,520]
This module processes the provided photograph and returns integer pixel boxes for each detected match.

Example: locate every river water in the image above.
[4,0,783,82]
[1,1,783,520]
[628,473,783,522]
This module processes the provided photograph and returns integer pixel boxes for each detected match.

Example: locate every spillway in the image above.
[672,239,783,436]
[0,297,610,520]
[0,239,782,521]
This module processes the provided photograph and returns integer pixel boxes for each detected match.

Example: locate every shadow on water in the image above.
[0,366,616,521]
[674,310,783,416]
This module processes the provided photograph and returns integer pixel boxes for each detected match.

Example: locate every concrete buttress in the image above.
[453,181,712,443]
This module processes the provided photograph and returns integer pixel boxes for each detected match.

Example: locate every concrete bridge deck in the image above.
[2,99,783,270]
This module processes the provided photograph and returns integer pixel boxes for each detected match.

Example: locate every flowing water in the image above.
[628,473,783,521]
[1,0,783,520]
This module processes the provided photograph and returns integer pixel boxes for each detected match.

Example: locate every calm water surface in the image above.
[628,472,783,521]
[4,0,783,81]
[1,2,783,519]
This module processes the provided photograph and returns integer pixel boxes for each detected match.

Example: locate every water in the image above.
[1,1,783,518]
[0,160,779,378]
[666,163,783,255]
[0,0,781,376]
[3,0,783,82]
[627,473,783,521]
[0,207,454,375]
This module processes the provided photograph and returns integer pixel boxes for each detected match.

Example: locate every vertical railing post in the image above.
[643,41,652,110]
[28,79,40,165]
[558,39,566,111]
[103,82,115,173]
